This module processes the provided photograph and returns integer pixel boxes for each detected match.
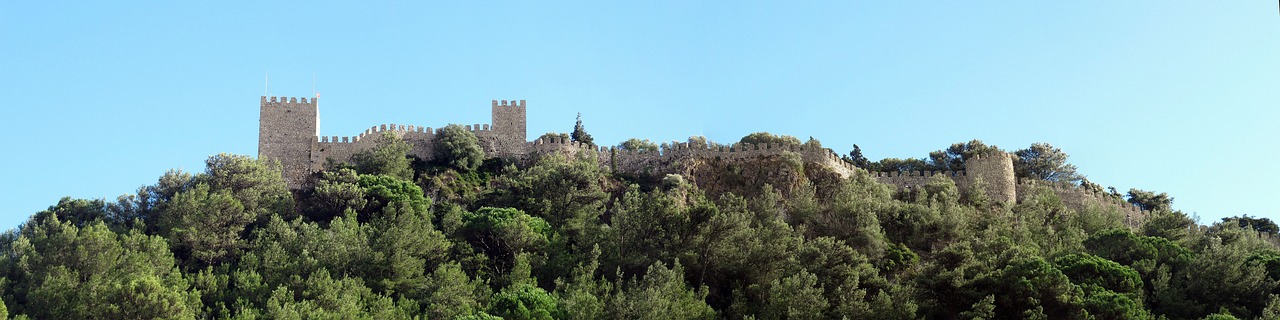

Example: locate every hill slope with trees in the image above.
[2,128,1278,319]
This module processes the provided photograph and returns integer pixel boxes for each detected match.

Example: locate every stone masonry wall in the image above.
[261,96,526,189]
[1016,179,1149,228]
[259,95,1146,229]
[870,152,1016,205]
[259,96,318,187]
[964,152,1017,204]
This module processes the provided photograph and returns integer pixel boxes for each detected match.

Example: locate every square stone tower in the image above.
[490,100,527,155]
[259,96,317,186]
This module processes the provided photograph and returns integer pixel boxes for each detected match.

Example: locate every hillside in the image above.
[2,130,1278,320]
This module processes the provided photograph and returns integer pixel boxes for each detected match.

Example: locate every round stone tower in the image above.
[965,152,1016,204]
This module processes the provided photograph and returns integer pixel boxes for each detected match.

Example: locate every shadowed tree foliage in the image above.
[2,143,1276,319]
[7,217,201,319]
[436,124,486,172]
[844,144,872,168]
[927,139,1001,171]
[1013,142,1084,183]
[538,132,570,142]
[1127,188,1173,212]
[571,113,594,147]
[869,157,931,172]
[738,132,802,148]
[351,131,415,181]
[1222,215,1280,236]
[618,138,659,152]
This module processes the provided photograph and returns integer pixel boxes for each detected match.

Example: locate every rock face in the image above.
[259,95,1145,226]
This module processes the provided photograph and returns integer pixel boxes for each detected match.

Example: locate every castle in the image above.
[258,95,1146,225]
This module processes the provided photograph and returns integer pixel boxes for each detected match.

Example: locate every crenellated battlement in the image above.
[868,152,1016,204]
[261,96,317,107]
[1015,178,1149,228]
[872,170,967,178]
[258,94,1131,228]
[493,99,527,108]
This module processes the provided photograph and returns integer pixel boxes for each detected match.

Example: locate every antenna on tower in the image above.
[265,71,270,97]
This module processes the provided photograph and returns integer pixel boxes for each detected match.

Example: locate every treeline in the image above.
[1,127,1278,319]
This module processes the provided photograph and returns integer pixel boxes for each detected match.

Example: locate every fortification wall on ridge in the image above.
[1016,179,1148,228]
[259,95,1147,230]
[873,170,970,189]
[260,97,530,188]
[869,152,1017,205]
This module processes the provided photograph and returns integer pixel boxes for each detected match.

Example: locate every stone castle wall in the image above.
[522,138,860,179]
[258,95,1146,227]
[1016,179,1149,228]
[259,96,525,187]
[869,152,1015,204]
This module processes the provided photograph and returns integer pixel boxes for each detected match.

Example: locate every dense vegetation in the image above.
[3,129,1278,319]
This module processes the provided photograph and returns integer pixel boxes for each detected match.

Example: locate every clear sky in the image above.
[1,2,1276,230]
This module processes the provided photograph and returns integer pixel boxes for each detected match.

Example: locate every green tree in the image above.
[618,138,659,152]
[126,169,196,232]
[571,113,595,146]
[159,183,253,268]
[262,269,412,319]
[488,283,560,320]
[990,256,1086,318]
[927,139,1001,171]
[738,132,801,148]
[845,144,872,168]
[1013,142,1083,183]
[1053,253,1148,318]
[436,124,486,172]
[686,136,713,149]
[601,185,696,277]
[351,131,414,180]
[424,262,490,319]
[1127,188,1173,212]
[10,217,200,319]
[1140,210,1197,242]
[305,168,368,221]
[365,191,451,298]
[538,132,570,142]
[1163,240,1275,319]
[494,153,608,240]
[760,270,828,320]
[30,198,110,229]
[870,157,931,172]
[461,207,551,282]
[555,246,611,320]
[610,261,716,320]
[1221,215,1279,236]
[199,153,294,222]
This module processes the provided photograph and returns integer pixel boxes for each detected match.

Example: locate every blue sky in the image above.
[2,2,1276,230]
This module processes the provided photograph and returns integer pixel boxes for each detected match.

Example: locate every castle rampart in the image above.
[258,95,1143,227]
[1015,179,1148,228]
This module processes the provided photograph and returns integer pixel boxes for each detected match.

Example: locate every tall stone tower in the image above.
[259,96,317,186]
[490,99,527,154]
[965,152,1017,204]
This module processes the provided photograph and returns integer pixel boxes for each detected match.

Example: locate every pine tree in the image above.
[571,113,595,146]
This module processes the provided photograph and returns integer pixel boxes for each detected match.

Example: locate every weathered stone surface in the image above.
[258,95,1144,227]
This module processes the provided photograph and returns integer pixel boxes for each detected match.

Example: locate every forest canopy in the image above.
[3,133,1277,319]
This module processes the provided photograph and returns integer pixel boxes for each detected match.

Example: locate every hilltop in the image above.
[0,98,1277,319]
